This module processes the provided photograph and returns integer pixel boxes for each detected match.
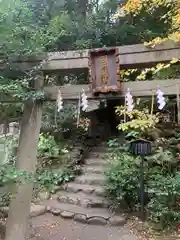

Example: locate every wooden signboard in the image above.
[88,48,120,95]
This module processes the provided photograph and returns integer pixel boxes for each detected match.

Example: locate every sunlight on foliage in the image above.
[120,58,180,81]
[116,106,159,139]
[115,0,180,46]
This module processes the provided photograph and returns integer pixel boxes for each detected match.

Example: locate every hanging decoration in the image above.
[125,88,134,111]
[81,89,88,111]
[136,98,141,106]
[156,89,166,110]
[57,90,63,112]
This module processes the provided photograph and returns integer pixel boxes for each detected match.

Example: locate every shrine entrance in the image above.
[89,99,123,141]
[87,47,122,141]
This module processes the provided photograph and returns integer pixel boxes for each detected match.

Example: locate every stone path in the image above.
[29,214,137,240]
[43,144,127,226]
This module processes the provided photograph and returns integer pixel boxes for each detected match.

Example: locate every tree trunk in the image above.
[78,0,88,18]
[5,99,43,240]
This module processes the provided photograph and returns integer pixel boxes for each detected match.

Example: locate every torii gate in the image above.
[3,41,180,240]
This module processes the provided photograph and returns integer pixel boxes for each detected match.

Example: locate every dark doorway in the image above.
[106,99,122,135]
[90,99,123,140]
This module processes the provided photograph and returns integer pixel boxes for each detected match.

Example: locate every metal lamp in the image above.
[129,139,151,220]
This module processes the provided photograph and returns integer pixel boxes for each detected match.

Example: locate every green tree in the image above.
[0,0,180,239]
[0,1,63,240]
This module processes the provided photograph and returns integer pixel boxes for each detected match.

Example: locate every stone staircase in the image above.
[44,144,126,226]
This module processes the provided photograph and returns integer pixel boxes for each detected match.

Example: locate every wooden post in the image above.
[5,77,43,240]
[150,91,154,115]
[3,119,9,134]
[176,83,180,124]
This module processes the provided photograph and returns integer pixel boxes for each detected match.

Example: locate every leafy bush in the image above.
[147,168,180,228]
[0,165,18,187]
[42,103,77,132]
[36,168,74,191]
[38,133,60,158]
[116,107,159,140]
[0,133,74,204]
[37,133,71,168]
[105,140,180,228]
[0,131,81,208]
[105,145,140,211]
[0,165,31,187]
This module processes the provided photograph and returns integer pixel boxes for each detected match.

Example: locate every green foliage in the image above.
[0,165,30,187]
[105,148,140,210]
[0,103,23,120]
[41,103,77,131]
[0,134,73,190]
[56,103,77,130]
[0,164,75,196]
[105,141,180,228]
[1,0,176,55]
[147,169,180,228]
[37,132,71,169]
[0,0,66,103]
[146,147,175,172]
[0,2,179,231]
[0,0,179,108]
[36,168,74,191]
[120,58,180,82]
[37,133,60,158]
[116,106,159,139]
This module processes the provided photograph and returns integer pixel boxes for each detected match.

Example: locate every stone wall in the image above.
[0,122,19,165]
[0,122,19,135]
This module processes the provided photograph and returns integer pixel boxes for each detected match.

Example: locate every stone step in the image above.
[75,174,105,185]
[0,204,47,218]
[82,165,105,174]
[63,183,105,196]
[44,199,126,226]
[87,152,106,159]
[85,158,108,166]
[57,191,109,208]
[91,146,108,153]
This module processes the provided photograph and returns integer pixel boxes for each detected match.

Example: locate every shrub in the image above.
[147,167,180,228]
[105,145,140,211]
[105,140,180,228]
[37,133,71,168]
[0,132,75,206]
[38,133,60,158]
[35,168,74,192]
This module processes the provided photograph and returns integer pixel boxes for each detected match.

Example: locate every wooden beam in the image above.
[1,41,180,71]
[45,79,180,100]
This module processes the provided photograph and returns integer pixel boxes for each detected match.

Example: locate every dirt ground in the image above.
[1,214,179,240]
[28,214,137,240]
[28,215,180,240]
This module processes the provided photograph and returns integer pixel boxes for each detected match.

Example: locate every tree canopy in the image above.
[1,0,179,56]
[0,2,180,239]
[0,0,179,108]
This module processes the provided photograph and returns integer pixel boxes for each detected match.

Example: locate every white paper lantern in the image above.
[156,89,166,110]
[125,88,134,111]
[81,89,88,111]
[57,90,63,112]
